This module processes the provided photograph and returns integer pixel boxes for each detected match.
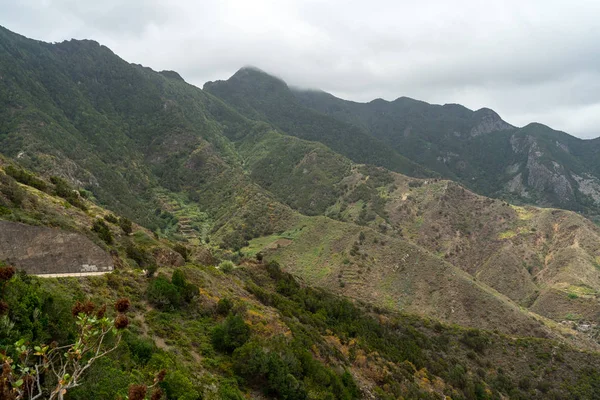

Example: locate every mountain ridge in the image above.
[4,26,600,398]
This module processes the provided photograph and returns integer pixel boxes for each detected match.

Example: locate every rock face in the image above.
[0,221,113,274]
[470,108,514,136]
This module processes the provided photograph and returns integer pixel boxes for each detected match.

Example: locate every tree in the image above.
[119,217,133,235]
[219,261,235,274]
[92,219,113,244]
[0,299,130,400]
[212,314,250,353]
[171,269,186,288]
[146,276,181,310]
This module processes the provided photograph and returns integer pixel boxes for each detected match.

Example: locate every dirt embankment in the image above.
[0,221,113,274]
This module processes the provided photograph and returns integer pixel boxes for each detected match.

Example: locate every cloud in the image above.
[1,0,599,138]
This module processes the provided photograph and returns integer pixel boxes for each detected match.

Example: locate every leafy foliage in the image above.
[211,314,251,353]
[92,219,113,244]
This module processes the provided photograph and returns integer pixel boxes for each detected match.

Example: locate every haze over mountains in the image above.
[3,25,600,398]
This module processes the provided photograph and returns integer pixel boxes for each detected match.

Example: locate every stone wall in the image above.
[0,221,113,274]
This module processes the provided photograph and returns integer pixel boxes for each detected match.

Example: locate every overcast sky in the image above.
[2,0,600,138]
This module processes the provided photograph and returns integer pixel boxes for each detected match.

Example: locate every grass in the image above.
[498,230,517,240]
[511,205,534,220]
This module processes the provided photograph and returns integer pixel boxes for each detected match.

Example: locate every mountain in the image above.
[203,67,432,178]
[4,25,600,398]
[293,88,600,217]
[0,26,305,250]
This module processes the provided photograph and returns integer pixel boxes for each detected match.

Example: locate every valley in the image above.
[2,25,600,399]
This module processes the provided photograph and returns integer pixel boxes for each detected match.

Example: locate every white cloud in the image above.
[1,0,599,138]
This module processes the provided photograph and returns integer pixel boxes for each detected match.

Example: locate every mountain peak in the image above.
[231,66,286,84]
[159,70,185,82]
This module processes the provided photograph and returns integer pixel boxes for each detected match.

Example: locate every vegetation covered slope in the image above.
[277,164,600,338]
[203,67,432,178]
[0,26,289,243]
[4,159,600,399]
[292,85,600,216]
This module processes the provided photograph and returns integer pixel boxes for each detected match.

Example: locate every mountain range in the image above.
[2,25,600,399]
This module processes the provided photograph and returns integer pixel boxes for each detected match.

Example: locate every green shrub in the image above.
[212,314,251,353]
[181,283,199,303]
[119,217,133,235]
[147,275,181,310]
[161,370,200,400]
[218,382,244,400]
[145,265,158,278]
[92,219,113,244]
[219,260,235,274]
[4,165,48,192]
[171,269,187,288]
[217,297,234,316]
[0,173,25,206]
[51,176,87,210]
[104,214,119,224]
[460,329,489,354]
[124,332,155,365]
[125,242,151,268]
[173,244,190,261]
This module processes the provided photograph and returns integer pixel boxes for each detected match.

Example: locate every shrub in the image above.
[173,244,190,261]
[217,297,234,316]
[51,176,87,210]
[218,383,244,400]
[161,370,200,400]
[126,242,151,268]
[147,275,181,310]
[219,260,235,274]
[171,269,187,288]
[145,265,158,278]
[0,173,25,206]
[181,283,199,303]
[119,217,133,235]
[460,329,489,354]
[92,219,113,244]
[358,231,366,243]
[104,214,119,224]
[212,314,251,353]
[125,333,155,365]
[4,165,48,192]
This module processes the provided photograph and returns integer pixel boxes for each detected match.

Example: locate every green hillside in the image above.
[204,67,432,178]
[4,25,600,399]
[293,87,600,216]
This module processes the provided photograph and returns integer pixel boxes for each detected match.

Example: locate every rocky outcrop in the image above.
[470,108,513,136]
[0,221,113,274]
[510,134,574,205]
[573,173,600,205]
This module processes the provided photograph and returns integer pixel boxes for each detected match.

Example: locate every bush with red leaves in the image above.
[115,298,131,313]
[71,300,96,317]
[96,304,107,319]
[0,266,15,282]
[114,314,129,330]
[151,388,163,400]
[128,384,147,400]
[155,369,167,383]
